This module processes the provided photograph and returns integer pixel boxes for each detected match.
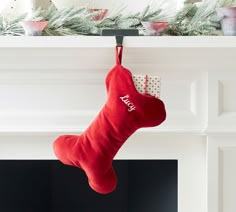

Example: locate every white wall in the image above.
[0,0,184,16]
[53,0,184,13]
[0,0,52,15]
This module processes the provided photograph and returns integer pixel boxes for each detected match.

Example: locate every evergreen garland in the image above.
[0,0,236,36]
[164,0,236,35]
[95,5,171,34]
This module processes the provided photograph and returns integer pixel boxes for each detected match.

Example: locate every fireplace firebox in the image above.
[0,160,177,212]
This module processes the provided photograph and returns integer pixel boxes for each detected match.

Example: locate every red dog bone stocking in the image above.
[53,46,166,194]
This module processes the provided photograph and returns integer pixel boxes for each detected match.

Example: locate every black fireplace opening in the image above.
[0,160,177,212]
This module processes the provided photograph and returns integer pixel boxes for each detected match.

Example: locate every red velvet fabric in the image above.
[53,46,166,194]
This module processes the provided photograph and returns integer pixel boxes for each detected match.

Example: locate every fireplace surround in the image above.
[0,36,235,212]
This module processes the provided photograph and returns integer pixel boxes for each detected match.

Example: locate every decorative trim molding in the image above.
[207,136,236,212]
[1,36,236,48]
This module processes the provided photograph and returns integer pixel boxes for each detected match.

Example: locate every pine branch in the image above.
[164,0,236,36]
[0,14,26,36]
[96,4,170,32]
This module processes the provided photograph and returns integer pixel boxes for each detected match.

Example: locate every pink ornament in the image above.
[142,22,168,36]
[217,7,236,36]
[20,21,48,36]
[88,9,108,21]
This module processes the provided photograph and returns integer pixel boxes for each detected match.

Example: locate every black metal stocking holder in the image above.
[101,29,139,47]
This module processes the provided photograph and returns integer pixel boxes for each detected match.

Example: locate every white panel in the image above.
[219,147,236,212]
[0,135,56,159]
[207,136,236,212]
[0,46,206,133]
[0,67,107,130]
[0,80,105,111]
[162,80,191,112]
[218,80,236,113]
[207,70,236,132]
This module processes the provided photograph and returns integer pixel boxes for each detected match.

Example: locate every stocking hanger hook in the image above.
[101,29,139,47]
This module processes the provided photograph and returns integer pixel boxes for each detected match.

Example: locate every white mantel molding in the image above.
[1,36,236,48]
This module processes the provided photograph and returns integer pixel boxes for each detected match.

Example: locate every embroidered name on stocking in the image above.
[120,95,136,112]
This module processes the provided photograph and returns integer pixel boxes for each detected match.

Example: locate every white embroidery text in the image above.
[120,95,136,112]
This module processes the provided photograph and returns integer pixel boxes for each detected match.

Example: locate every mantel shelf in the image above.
[1,36,236,48]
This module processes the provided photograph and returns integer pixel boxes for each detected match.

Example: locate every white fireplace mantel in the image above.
[1,36,236,48]
[0,36,236,212]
